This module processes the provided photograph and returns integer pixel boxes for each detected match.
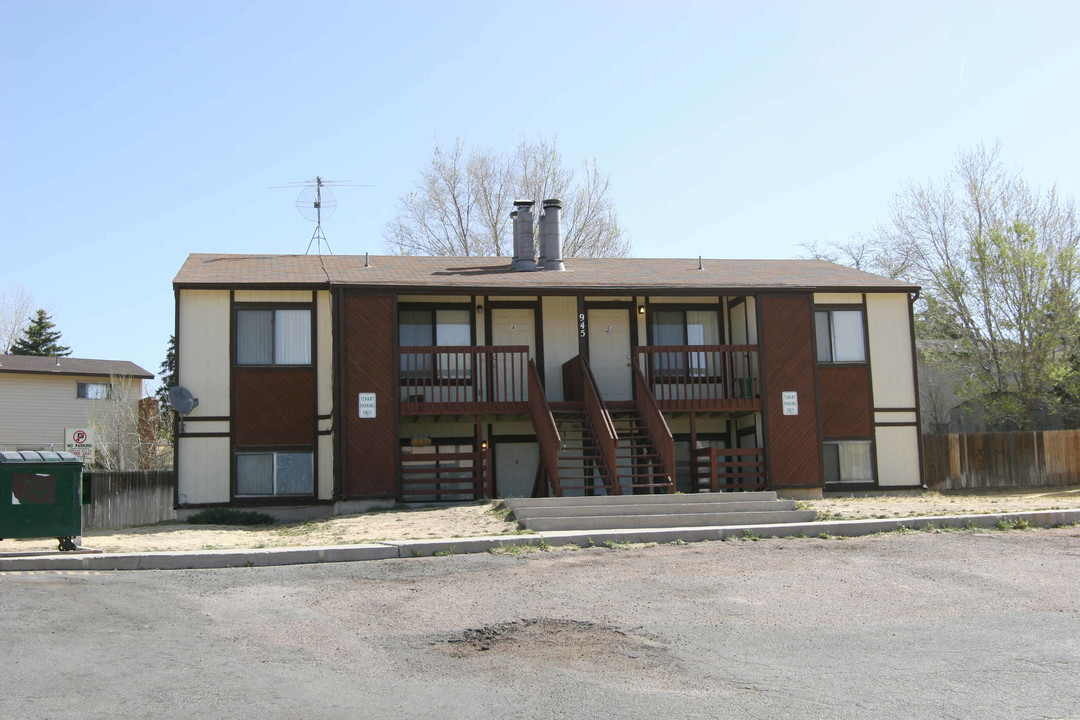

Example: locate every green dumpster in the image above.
[0,451,84,551]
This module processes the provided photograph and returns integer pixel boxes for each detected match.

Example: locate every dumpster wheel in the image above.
[57,537,77,552]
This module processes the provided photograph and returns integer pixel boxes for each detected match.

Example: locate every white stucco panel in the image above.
[867,293,917,409]
[542,296,578,402]
[178,290,231,417]
[875,425,921,487]
[178,436,230,504]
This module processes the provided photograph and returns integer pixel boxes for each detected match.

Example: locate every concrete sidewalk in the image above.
[2,508,1078,572]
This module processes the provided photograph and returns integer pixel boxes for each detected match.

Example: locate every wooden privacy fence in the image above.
[82,470,176,529]
[922,430,1080,491]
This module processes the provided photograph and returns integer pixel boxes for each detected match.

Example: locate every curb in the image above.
[1,509,1077,572]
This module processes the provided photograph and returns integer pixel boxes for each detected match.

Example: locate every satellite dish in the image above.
[296,184,337,223]
[168,386,199,415]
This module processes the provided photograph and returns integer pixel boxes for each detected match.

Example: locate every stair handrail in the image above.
[526,359,562,497]
[632,356,676,491]
[576,355,621,495]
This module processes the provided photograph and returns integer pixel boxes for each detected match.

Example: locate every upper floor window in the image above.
[815,309,865,363]
[650,309,720,376]
[236,308,311,366]
[399,307,473,378]
[399,308,471,347]
[76,382,111,399]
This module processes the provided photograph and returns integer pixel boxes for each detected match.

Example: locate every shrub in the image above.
[186,508,275,526]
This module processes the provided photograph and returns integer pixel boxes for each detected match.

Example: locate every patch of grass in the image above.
[537,538,552,552]
[791,531,806,539]
[895,525,914,534]
[586,537,595,548]
[186,508,275,526]
[491,543,533,556]
[817,532,832,539]
[741,529,759,542]
[816,511,845,521]
[672,538,688,546]
[642,542,658,548]
[602,539,629,550]
[487,502,517,523]
[433,547,455,557]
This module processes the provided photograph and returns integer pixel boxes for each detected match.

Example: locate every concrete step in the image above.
[512,499,797,520]
[522,510,819,532]
[505,491,778,510]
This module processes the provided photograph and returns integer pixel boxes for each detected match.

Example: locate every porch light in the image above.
[480,440,489,450]
[638,305,646,315]
[476,304,483,314]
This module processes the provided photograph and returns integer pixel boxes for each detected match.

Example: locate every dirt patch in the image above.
[806,485,1080,521]
[4,501,527,553]
[439,618,670,667]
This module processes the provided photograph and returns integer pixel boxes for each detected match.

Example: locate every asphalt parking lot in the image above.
[2,528,1078,720]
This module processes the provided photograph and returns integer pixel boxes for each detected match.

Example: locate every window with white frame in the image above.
[235,450,314,496]
[822,440,874,484]
[236,308,312,366]
[76,382,111,399]
[815,309,866,362]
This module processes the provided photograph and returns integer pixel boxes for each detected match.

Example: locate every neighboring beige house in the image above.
[0,355,154,466]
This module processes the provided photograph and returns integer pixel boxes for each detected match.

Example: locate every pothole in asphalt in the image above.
[436,618,669,666]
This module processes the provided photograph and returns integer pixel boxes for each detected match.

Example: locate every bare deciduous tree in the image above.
[0,285,34,354]
[810,142,1080,430]
[385,135,630,258]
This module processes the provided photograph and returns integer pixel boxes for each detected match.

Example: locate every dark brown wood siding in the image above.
[343,294,398,497]
[233,369,315,446]
[819,365,872,437]
[759,295,821,487]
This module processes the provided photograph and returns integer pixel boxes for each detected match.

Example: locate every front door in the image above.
[490,308,536,402]
[587,308,632,401]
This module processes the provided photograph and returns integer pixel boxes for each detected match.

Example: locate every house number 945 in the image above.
[579,313,586,338]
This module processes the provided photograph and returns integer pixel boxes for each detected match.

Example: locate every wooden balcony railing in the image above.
[400,447,492,501]
[400,345,531,414]
[632,358,675,491]
[635,345,760,411]
[692,447,766,492]
[527,359,562,497]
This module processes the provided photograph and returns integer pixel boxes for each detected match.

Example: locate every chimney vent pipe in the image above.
[540,198,565,271]
[511,200,537,271]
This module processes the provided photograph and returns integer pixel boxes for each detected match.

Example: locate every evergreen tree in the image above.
[10,309,71,357]
[155,335,177,413]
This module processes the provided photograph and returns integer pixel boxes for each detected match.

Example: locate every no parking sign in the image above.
[65,427,95,464]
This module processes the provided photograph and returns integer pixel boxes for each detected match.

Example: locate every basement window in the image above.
[822,441,874,484]
[235,451,313,496]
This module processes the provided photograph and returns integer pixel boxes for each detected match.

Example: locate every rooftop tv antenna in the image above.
[270,176,371,255]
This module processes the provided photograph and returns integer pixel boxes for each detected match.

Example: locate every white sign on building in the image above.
[781,391,799,416]
[65,427,95,464]
[358,393,377,418]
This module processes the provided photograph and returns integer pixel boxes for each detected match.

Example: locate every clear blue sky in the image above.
[3,1,1078,389]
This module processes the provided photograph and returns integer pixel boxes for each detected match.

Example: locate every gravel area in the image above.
[3,486,1079,554]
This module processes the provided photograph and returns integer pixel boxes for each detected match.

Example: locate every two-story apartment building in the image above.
[173,202,921,513]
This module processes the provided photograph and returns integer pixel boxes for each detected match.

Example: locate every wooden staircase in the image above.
[551,407,618,496]
[610,410,673,493]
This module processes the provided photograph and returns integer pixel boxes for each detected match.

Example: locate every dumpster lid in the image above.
[0,450,82,464]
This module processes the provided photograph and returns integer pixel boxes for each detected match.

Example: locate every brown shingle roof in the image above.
[0,355,154,379]
[173,253,918,292]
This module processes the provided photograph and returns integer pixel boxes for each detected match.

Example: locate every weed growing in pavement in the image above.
[491,543,532,556]
[642,542,658,548]
[741,529,760,542]
[602,539,629,550]
[586,537,595,548]
[895,525,914,534]
[537,538,552,552]
[791,531,806,539]
[672,538,688,546]
[410,548,423,557]
[816,532,832,540]
[433,547,455,557]
[995,518,1031,531]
